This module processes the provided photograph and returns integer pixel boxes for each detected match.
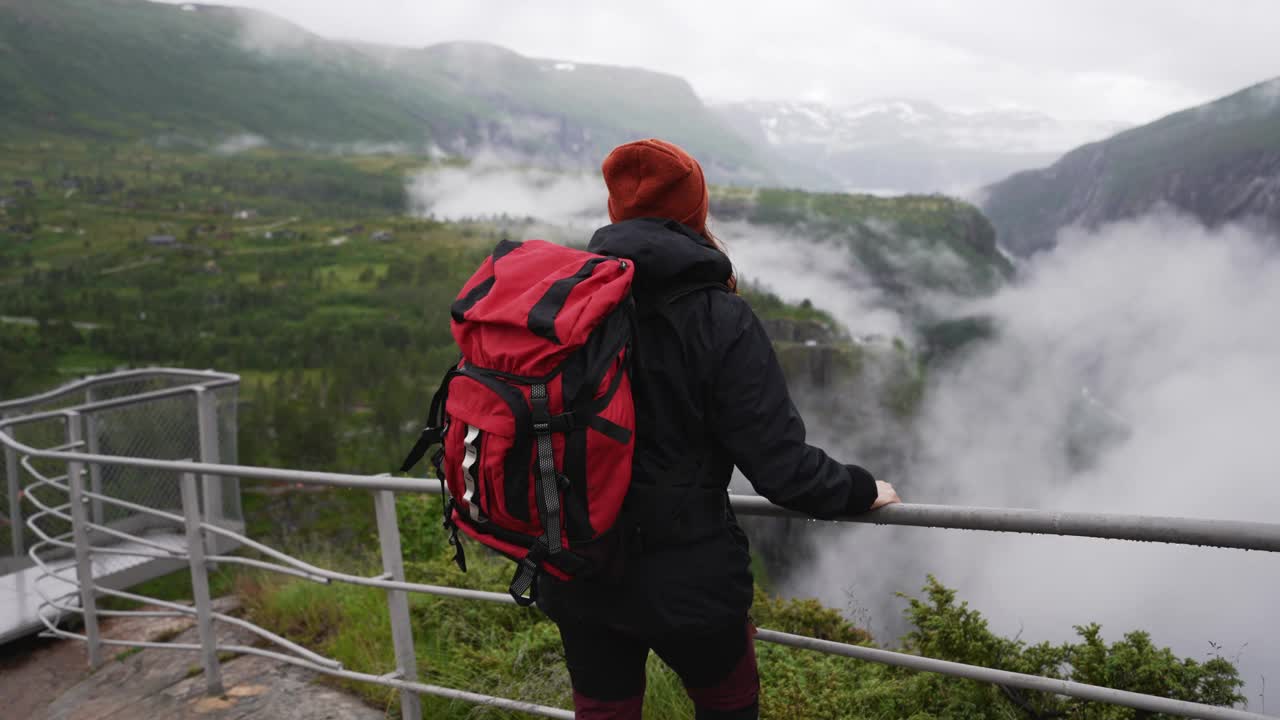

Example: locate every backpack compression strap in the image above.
[508,382,566,606]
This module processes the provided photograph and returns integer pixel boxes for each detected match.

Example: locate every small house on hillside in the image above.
[233,209,259,221]
[146,235,177,247]
[371,230,395,242]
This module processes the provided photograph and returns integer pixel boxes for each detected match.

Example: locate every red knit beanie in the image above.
[602,139,708,235]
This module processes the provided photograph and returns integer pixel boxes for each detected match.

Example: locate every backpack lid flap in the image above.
[452,240,634,376]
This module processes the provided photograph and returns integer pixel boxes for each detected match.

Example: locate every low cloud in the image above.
[717,221,909,340]
[213,134,270,155]
[789,213,1280,707]
[233,8,313,55]
[406,156,608,239]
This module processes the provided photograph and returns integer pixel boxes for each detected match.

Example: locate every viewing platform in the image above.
[2,369,1277,720]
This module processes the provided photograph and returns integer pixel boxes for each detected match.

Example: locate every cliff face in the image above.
[984,78,1280,256]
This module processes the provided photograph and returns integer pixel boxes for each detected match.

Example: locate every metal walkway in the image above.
[0,532,185,644]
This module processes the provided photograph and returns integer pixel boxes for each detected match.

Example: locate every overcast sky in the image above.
[175,0,1278,126]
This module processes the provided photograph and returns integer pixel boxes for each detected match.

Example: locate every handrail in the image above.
[0,367,237,413]
[19,458,1272,719]
[1,377,238,428]
[6,369,1277,720]
[5,426,1279,553]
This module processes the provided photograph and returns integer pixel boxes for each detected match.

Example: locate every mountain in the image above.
[0,0,764,181]
[716,99,1076,194]
[983,78,1280,256]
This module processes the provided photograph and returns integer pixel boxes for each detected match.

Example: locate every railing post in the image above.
[194,387,223,556]
[65,411,102,668]
[83,406,105,527]
[373,488,422,720]
[3,413,22,560]
[180,471,224,696]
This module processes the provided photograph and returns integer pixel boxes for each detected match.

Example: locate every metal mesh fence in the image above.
[85,392,199,530]
[1,372,241,564]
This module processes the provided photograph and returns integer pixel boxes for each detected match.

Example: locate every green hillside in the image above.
[0,0,450,142]
[983,77,1280,256]
[0,0,762,178]
[713,187,1013,300]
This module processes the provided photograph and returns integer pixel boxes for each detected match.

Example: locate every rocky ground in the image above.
[0,598,385,720]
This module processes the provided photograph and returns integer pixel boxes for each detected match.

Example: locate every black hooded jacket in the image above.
[537,218,878,632]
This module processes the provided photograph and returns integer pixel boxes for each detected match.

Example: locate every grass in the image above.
[232,555,811,718]
[220,493,893,719]
[97,565,241,612]
[74,486,1243,718]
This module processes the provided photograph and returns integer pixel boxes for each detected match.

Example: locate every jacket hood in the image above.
[586,218,731,293]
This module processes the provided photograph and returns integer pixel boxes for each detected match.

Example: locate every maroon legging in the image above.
[555,618,759,719]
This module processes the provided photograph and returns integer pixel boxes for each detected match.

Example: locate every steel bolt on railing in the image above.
[3,369,1278,720]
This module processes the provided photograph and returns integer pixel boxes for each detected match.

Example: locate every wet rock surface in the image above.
[1,598,385,720]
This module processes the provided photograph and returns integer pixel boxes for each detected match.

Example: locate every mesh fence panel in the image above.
[2,372,241,562]
[86,393,199,530]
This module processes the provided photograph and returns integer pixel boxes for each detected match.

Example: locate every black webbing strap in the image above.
[398,367,465,570]
[399,426,443,474]
[509,382,564,605]
[450,276,496,323]
[527,257,611,344]
[540,411,630,444]
[398,367,458,473]
[508,543,548,607]
[430,448,467,572]
[530,383,564,555]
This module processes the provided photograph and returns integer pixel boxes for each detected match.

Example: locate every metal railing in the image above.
[2,370,1277,720]
[1,369,241,568]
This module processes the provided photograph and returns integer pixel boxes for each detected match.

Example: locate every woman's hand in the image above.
[869,480,902,510]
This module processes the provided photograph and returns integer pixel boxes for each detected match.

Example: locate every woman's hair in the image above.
[703,228,739,293]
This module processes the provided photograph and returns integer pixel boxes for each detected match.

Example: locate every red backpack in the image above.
[400,239,637,605]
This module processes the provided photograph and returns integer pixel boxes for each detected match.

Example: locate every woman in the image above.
[536,138,901,720]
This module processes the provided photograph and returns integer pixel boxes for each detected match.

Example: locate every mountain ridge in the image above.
[715,98,1090,194]
[0,0,766,181]
[982,77,1280,256]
